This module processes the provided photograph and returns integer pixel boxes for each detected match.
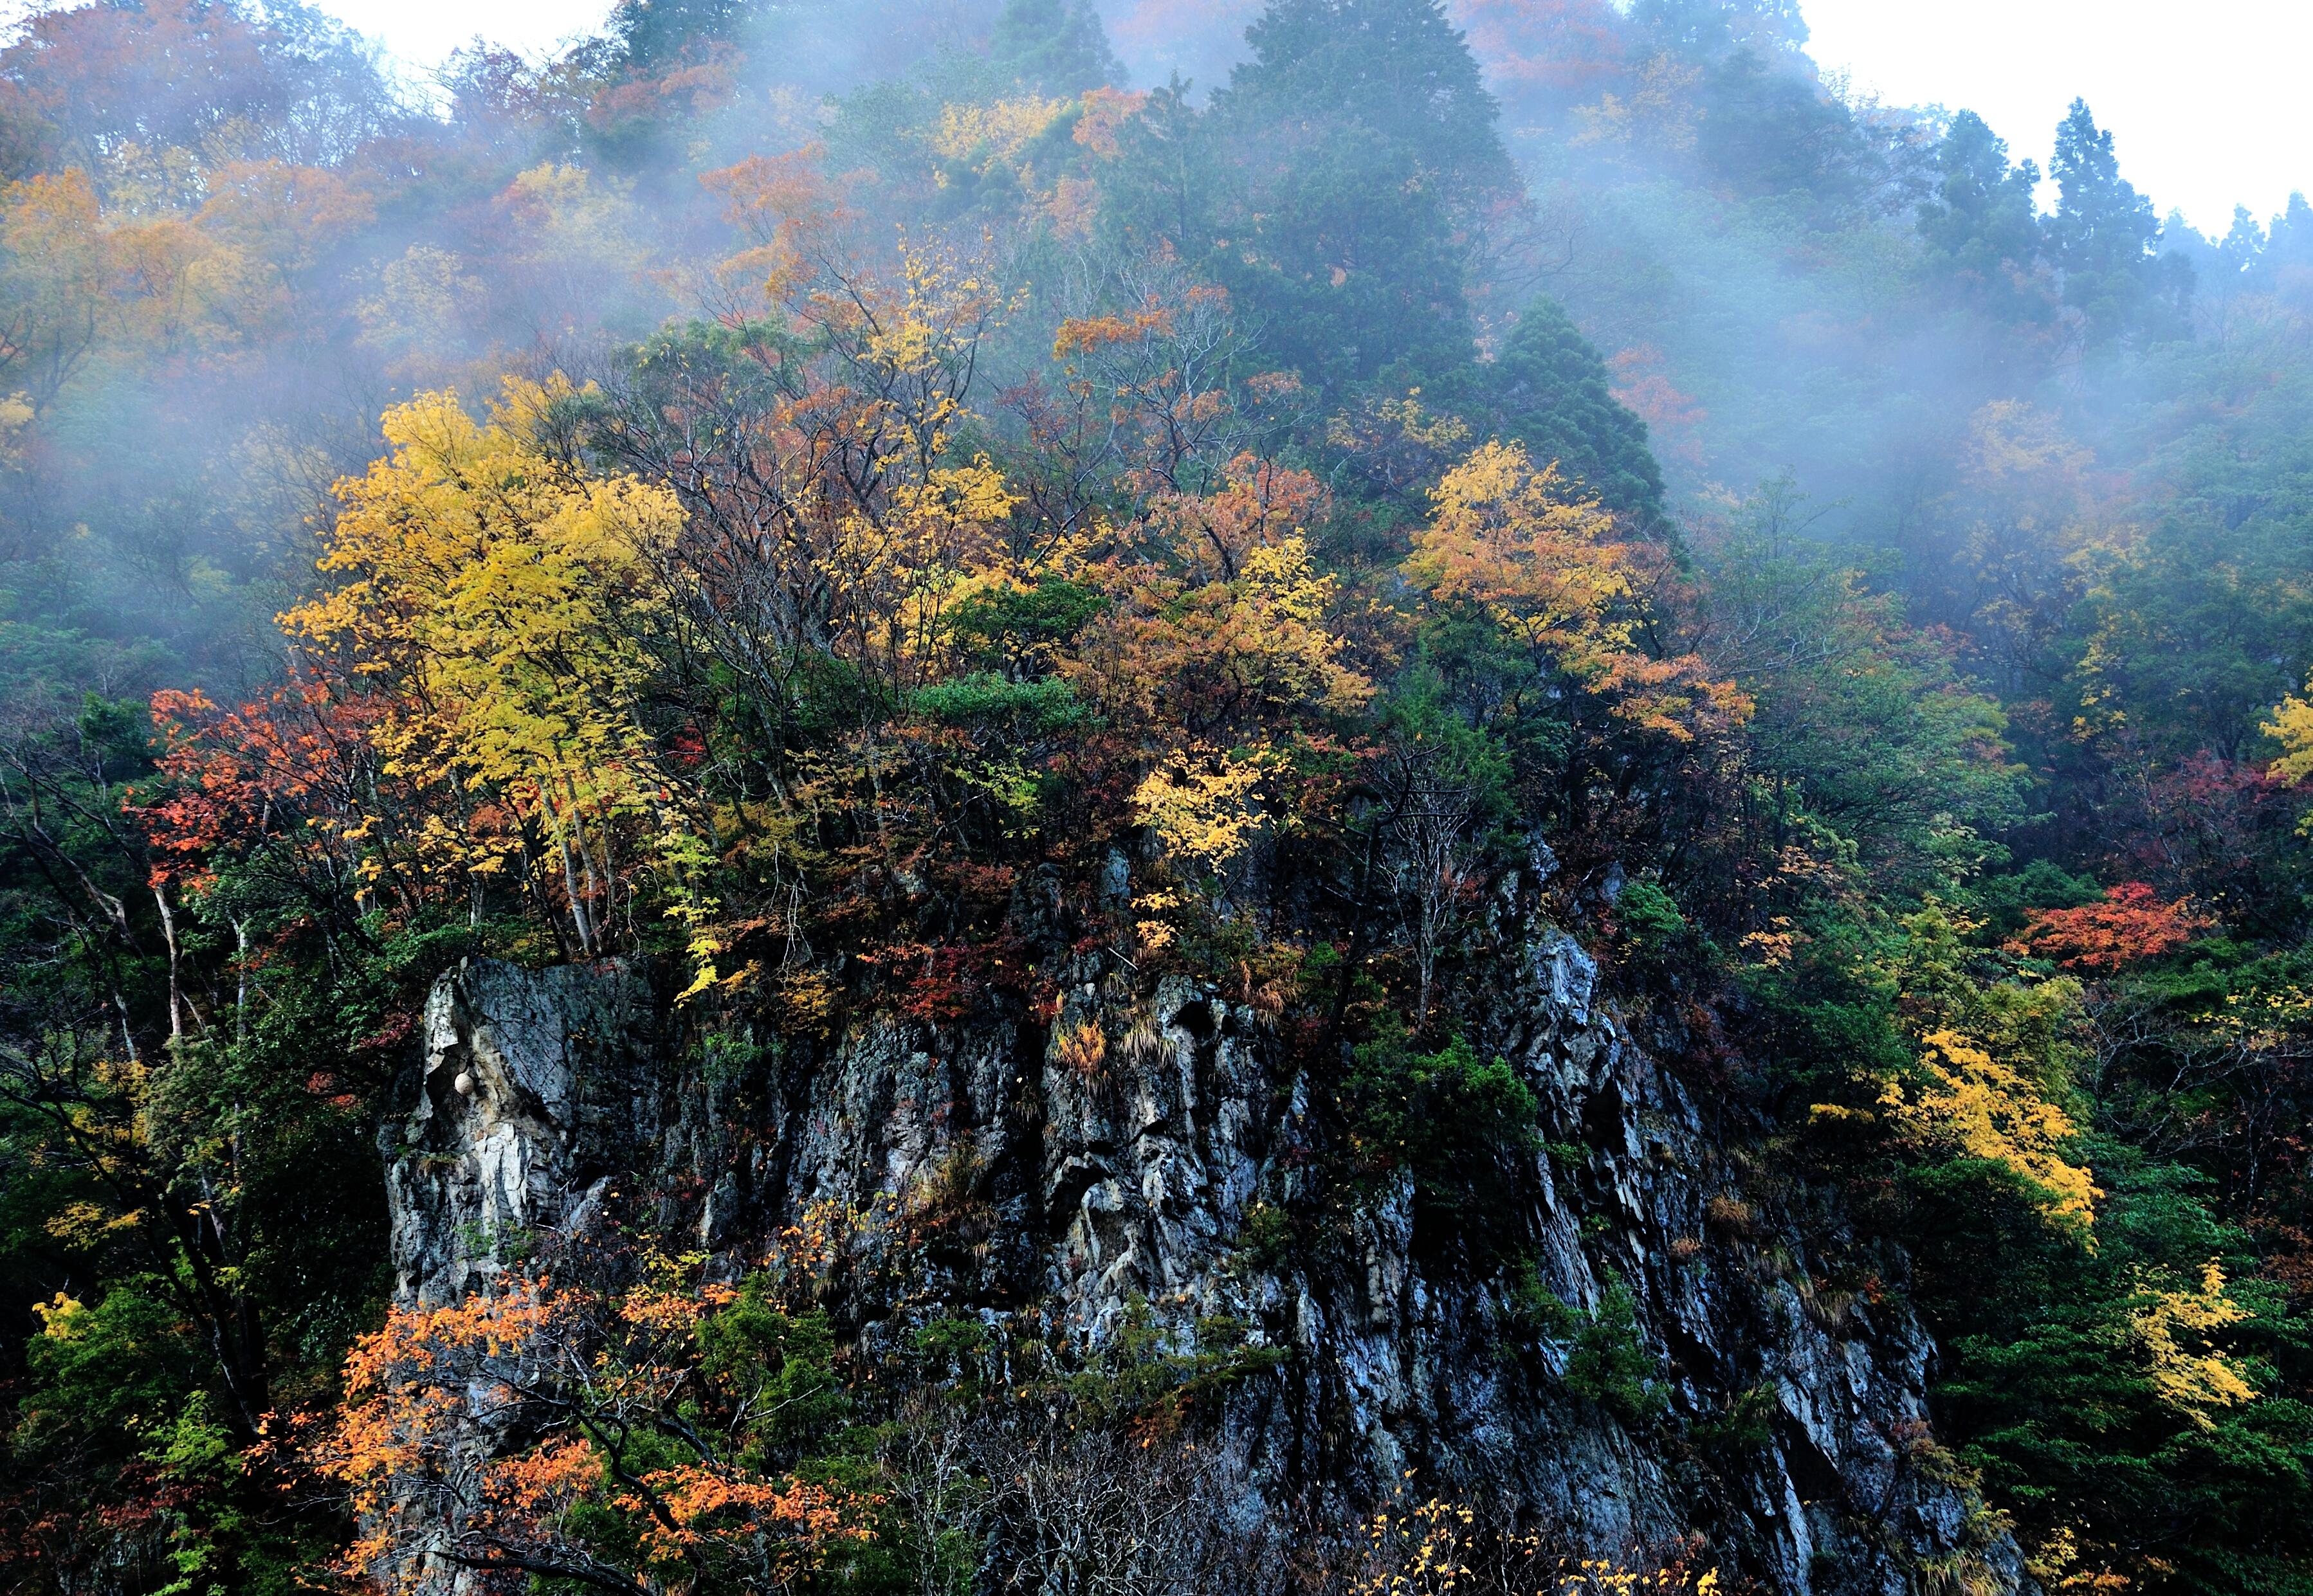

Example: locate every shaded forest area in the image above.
[4,0,2313,1591]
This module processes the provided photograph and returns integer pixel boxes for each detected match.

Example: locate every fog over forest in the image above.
[4,5,2313,1595]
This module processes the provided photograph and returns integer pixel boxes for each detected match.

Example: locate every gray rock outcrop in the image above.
[382,911,2029,1595]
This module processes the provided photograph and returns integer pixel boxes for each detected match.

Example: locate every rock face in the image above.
[387,957,665,1306]
[383,911,2030,1595]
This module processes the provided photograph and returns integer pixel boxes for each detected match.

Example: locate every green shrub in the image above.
[1564,1273,1668,1424]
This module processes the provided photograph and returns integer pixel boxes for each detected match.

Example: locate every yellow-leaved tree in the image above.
[1408,440,1639,660]
[1130,747,1275,948]
[282,379,707,971]
[1862,907,2103,1244]
[1405,439,1748,745]
[0,169,116,411]
[2130,1260,2259,1428]
[2264,681,2313,829]
[1877,1029,2103,1237]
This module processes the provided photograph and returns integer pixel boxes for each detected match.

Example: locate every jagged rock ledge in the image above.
[385,921,2031,1595]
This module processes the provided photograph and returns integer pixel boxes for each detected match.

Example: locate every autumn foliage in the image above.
[1406,439,1748,746]
[327,1262,869,1594]
[6,3,2312,1595]
[2007,882,2212,972]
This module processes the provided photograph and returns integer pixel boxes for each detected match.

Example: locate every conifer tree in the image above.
[1220,0,1512,212]
[1203,0,1516,390]
[989,0,1124,94]
[1919,110,2050,321]
[1479,296,1667,529]
[2049,98,2188,341]
[607,0,753,69]
[2254,191,2313,302]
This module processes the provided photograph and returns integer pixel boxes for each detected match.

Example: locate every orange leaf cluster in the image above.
[1053,304,1176,358]
[323,1269,868,1592]
[2007,883,2211,972]
[1070,454,1371,741]
[142,680,389,896]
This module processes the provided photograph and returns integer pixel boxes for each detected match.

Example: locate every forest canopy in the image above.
[3,2,2313,1594]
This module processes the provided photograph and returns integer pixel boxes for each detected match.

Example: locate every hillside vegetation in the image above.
[3,2,2312,1591]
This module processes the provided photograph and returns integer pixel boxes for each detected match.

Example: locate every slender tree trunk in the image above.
[154,884,183,1041]
[233,918,250,1046]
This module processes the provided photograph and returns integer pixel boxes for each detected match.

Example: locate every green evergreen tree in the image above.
[989,0,1124,95]
[1478,296,1666,528]
[2253,191,2313,305]
[1632,0,1810,62]
[2048,98,2189,342]
[606,0,753,70]
[1919,110,2050,321]
[1696,46,1869,204]
[1202,0,1517,391]
[1219,0,1511,211]
[1629,6,1863,206]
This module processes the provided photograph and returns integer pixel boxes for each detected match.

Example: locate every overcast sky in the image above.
[310,0,611,72]
[6,1,2305,235]
[1800,0,2312,234]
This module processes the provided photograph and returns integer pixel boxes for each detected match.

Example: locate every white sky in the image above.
[312,1,614,69]
[4,1,2305,235]
[1801,0,2313,235]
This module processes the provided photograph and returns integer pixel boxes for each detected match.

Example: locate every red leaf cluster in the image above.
[2007,882,2212,972]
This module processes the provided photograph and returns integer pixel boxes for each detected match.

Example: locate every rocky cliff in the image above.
[383,882,2031,1595]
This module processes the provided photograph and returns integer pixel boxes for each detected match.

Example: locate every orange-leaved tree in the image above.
[2006,882,2211,972]
[1071,454,1370,742]
[1063,455,1371,949]
[326,1263,869,1595]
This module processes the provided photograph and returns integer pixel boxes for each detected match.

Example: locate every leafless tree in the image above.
[971,1415,1271,1596]
[1385,752,1483,1036]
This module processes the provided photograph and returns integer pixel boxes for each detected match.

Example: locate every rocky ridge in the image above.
[385,887,2031,1595]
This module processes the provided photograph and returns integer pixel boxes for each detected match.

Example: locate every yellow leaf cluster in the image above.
[1407,440,1747,740]
[1352,1495,1477,1596]
[1879,1029,2101,1238]
[32,1291,85,1339]
[932,98,1067,167]
[2131,1260,2258,1426]
[279,380,709,963]
[1133,746,1271,884]
[843,455,1019,681]
[2265,681,2313,795]
[1,170,116,404]
[0,390,31,466]
[1348,1489,1723,1596]
[1410,440,1636,653]
[1559,1561,1721,1596]
[43,1199,144,1247]
[2027,1526,2134,1595]
[287,382,677,823]
[1573,55,1704,154]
